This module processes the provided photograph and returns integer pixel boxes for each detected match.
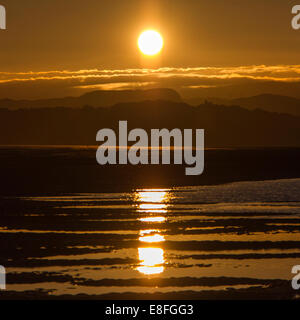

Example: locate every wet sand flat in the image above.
[1,174,300,299]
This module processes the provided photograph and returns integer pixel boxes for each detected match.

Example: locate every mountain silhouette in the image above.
[187,94,300,117]
[1,99,300,147]
[231,94,300,116]
[0,88,181,110]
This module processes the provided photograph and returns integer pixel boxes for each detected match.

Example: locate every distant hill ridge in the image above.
[2,89,300,117]
[231,94,300,116]
[1,99,300,147]
[187,94,300,117]
[0,88,182,110]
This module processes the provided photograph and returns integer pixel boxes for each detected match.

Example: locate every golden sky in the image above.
[0,0,300,99]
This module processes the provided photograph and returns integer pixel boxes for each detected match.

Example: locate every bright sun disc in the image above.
[138,30,164,56]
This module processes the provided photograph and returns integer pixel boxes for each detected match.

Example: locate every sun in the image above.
[138,30,164,56]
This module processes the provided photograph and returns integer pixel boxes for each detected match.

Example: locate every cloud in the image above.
[1,65,300,99]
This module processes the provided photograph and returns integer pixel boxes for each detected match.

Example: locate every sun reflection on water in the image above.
[139,233,165,243]
[136,190,167,203]
[137,247,165,275]
[139,216,166,222]
[135,189,171,275]
[138,203,167,212]
[135,190,169,213]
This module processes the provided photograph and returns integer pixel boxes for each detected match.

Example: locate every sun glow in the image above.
[138,30,164,56]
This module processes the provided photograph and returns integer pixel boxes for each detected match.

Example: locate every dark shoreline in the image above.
[1,146,300,195]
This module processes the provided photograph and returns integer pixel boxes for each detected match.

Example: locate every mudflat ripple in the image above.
[1,179,300,299]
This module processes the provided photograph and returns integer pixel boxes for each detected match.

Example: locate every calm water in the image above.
[1,178,300,299]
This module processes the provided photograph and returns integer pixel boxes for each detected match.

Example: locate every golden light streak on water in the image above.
[137,247,165,275]
[135,189,170,275]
